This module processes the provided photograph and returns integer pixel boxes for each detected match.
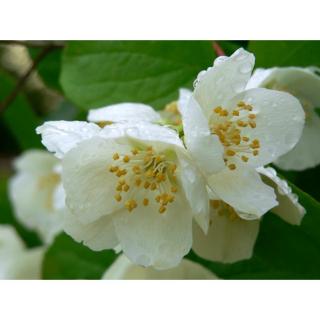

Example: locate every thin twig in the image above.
[0,45,58,113]
[212,41,226,56]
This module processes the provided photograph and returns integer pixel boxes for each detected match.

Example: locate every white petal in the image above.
[113,196,193,270]
[257,167,306,225]
[246,68,276,89]
[52,182,66,211]
[63,211,119,251]
[6,247,45,280]
[228,88,305,167]
[208,165,278,219]
[248,67,320,106]
[36,121,101,159]
[13,150,59,175]
[100,121,184,149]
[9,170,63,244]
[62,136,128,224]
[178,96,225,174]
[88,103,161,123]
[274,110,320,170]
[193,209,260,263]
[102,254,217,279]
[0,225,25,253]
[177,88,192,110]
[194,48,255,117]
[178,153,210,233]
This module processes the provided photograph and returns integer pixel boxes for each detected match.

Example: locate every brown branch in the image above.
[212,41,226,56]
[0,45,58,113]
[0,40,65,48]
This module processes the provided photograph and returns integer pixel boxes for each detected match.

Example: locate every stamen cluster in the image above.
[109,145,178,214]
[210,101,260,170]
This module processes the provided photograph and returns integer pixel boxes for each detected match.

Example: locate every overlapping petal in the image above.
[194,48,255,117]
[36,121,101,159]
[88,102,161,123]
[193,209,260,263]
[208,164,278,219]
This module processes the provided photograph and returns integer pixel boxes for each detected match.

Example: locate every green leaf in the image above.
[42,233,117,279]
[248,41,320,68]
[60,41,215,110]
[0,71,42,150]
[29,47,63,92]
[188,181,320,279]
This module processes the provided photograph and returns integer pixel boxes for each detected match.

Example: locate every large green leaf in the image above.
[60,41,215,110]
[0,71,42,150]
[248,41,320,68]
[42,233,117,279]
[188,181,320,279]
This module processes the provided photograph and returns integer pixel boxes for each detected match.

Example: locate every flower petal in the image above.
[178,88,192,109]
[113,195,193,270]
[63,211,119,251]
[247,67,320,106]
[274,110,320,170]
[0,225,25,253]
[62,136,129,224]
[257,167,306,225]
[208,164,278,219]
[178,95,225,174]
[177,153,210,233]
[36,121,101,159]
[6,247,45,280]
[100,121,184,149]
[102,254,217,279]
[194,48,255,117]
[9,169,63,244]
[13,150,59,175]
[193,208,260,263]
[228,88,305,167]
[87,103,161,123]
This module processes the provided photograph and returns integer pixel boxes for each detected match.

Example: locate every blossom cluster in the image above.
[5,47,320,279]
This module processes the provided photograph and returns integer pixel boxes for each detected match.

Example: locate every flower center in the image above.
[210,200,239,221]
[109,145,178,214]
[209,101,260,170]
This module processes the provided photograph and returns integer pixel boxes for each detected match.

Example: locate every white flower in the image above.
[102,254,217,279]
[178,48,305,220]
[192,166,306,263]
[0,225,44,279]
[9,150,65,243]
[247,67,320,171]
[36,120,210,270]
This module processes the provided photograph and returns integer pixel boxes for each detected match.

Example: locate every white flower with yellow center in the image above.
[192,166,306,263]
[0,225,44,279]
[36,120,210,269]
[247,67,320,170]
[179,48,305,220]
[9,150,64,243]
[102,254,217,279]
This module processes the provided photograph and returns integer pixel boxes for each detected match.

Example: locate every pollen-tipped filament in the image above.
[210,200,239,221]
[210,101,260,170]
[109,145,178,214]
